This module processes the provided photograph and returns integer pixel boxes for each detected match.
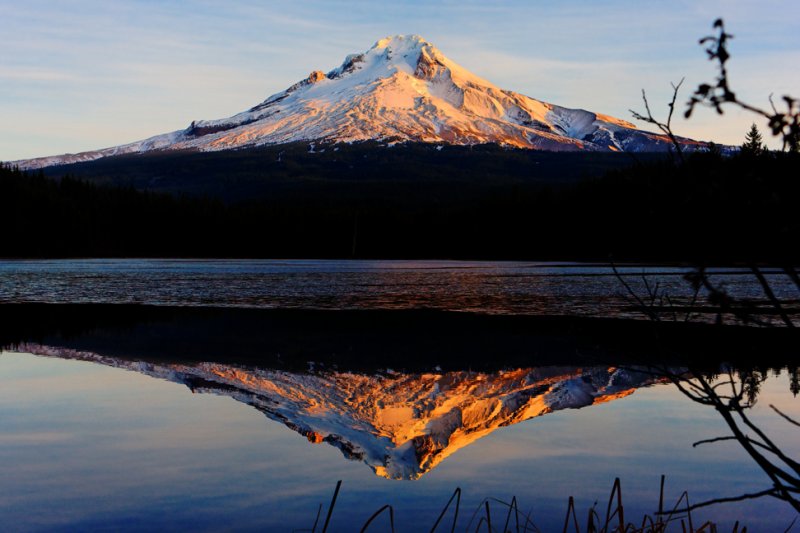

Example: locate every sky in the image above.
[2,0,799,161]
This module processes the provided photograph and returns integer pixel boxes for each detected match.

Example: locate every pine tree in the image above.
[741,123,765,156]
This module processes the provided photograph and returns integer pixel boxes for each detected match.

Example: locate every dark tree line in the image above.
[0,166,227,257]
[2,145,798,261]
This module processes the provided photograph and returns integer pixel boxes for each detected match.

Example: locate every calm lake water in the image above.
[1,350,798,532]
[0,259,797,320]
[1,259,798,531]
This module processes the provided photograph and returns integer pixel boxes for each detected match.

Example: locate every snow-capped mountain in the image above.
[15,35,702,170]
[19,343,661,480]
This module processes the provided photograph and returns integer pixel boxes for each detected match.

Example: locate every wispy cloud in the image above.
[0,67,80,82]
[1,0,798,159]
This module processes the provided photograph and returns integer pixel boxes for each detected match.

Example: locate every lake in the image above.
[0,259,797,320]
[0,259,798,531]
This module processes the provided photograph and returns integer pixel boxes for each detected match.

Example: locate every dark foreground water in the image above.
[0,260,798,531]
[0,259,797,320]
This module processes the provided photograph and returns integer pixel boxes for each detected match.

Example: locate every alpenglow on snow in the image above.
[15,35,702,169]
[19,343,659,481]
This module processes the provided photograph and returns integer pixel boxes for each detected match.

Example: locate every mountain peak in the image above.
[371,34,432,52]
[326,33,445,80]
[13,35,705,170]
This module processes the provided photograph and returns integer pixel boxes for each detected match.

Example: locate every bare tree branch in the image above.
[751,265,795,327]
[771,404,800,428]
[686,19,800,152]
[659,487,786,514]
[630,78,687,163]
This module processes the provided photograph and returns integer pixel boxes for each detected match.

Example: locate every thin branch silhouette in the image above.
[650,366,800,515]
[630,78,686,163]
[686,19,800,152]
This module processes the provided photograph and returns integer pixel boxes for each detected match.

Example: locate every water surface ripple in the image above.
[0,259,796,320]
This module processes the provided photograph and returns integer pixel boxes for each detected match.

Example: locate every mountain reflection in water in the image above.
[17,343,659,480]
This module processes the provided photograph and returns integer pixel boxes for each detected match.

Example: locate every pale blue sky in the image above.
[2,0,798,160]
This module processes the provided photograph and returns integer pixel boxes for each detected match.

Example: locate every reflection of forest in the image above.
[649,364,800,514]
[733,367,799,403]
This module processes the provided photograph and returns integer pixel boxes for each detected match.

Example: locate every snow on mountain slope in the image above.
[19,343,663,480]
[13,35,703,170]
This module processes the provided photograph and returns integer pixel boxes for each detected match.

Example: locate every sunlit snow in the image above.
[15,35,701,170]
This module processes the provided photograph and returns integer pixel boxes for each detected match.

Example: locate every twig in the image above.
[561,496,579,533]
[502,496,520,533]
[321,480,342,533]
[771,404,800,428]
[661,487,783,514]
[359,505,395,533]
[751,265,794,327]
[686,19,800,152]
[684,278,702,322]
[630,79,686,163]
[611,261,661,321]
[603,477,625,532]
[429,487,461,533]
